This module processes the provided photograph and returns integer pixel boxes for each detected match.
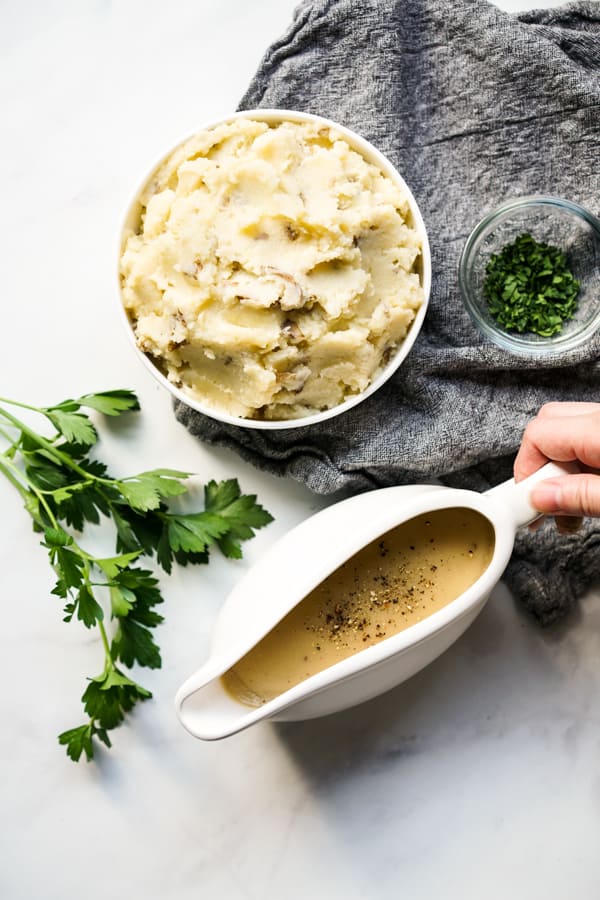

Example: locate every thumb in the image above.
[530,474,600,518]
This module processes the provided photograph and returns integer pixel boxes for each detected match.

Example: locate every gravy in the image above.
[222,507,494,707]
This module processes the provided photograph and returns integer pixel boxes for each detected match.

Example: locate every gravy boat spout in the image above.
[175,461,575,741]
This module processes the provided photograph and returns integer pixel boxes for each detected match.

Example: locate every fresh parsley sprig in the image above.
[0,390,273,762]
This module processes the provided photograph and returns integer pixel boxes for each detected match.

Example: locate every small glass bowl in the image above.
[459,196,600,355]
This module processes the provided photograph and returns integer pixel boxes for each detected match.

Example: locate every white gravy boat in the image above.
[175,461,573,740]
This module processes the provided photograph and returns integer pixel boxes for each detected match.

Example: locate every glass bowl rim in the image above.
[458,195,600,356]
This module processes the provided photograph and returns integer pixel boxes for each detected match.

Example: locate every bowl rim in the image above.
[117,108,432,430]
[458,194,600,356]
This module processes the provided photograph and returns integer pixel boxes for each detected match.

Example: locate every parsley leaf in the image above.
[112,503,163,555]
[43,527,86,597]
[73,584,105,628]
[205,479,274,558]
[112,619,162,669]
[82,667,152,730]
[167,512,230,554]
[109,584,136,617]
[117,469,190,511]
[96,552,143,580]
[58,722,111,762]
[25,455,71,492]
[111,568,164,624]
[44,408,98,448]
[75,390,140,417]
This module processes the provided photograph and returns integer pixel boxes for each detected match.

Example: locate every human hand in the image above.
[514,402,600,531]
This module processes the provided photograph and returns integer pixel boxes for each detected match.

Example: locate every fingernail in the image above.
[531,481,562,512]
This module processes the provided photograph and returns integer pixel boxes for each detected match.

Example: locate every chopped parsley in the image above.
[483,232,580,337]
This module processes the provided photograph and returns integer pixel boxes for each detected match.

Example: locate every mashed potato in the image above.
[119,117,423,420]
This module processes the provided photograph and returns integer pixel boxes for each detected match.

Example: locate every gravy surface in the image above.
[222,507,494,707]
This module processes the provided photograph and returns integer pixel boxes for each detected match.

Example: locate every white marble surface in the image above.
[1,1,598,898]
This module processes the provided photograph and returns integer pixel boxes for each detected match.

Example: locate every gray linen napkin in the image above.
[176,0,600,625]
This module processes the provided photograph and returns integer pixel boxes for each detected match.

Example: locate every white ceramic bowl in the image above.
[117,109,431,429]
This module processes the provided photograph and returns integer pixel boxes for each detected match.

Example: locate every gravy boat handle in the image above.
[485,460,580,530]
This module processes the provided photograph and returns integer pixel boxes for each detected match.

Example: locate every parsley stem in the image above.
[98,621,112,663]
[0,405,64,460]
[0,396,44,414]
[0,453,60,530]
[0,422,24,463]
[32,484,60,530]
[0,456,30,502]
[81,558,112,664]
[0,424,19,449]
[0,452,61,530]
[0,405,111,484]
